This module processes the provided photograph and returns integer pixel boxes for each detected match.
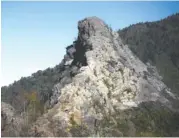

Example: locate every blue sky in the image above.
[1,1,179,86]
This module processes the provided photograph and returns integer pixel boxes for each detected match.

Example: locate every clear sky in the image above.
[1,1,179,86]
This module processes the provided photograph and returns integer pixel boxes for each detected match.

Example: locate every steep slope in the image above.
[1,36,84,136]
[1,40,83,113]
[118,13,179,95]
[25,17,179,137]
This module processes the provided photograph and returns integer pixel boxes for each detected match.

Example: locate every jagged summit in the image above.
[2,15,179,137]
[78,16,106,29]
[27,16,179,136]
[78,16,110,40]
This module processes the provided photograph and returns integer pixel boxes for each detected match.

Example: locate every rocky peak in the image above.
[3,16,178,137]
[26,17,179,137]
[78,16,110,40]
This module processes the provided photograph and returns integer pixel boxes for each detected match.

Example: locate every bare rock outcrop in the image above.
[27,17,179,137]
[1,102,24,137]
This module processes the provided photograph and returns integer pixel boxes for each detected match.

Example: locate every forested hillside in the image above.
[118,13,179,95]
[1,43,76,113]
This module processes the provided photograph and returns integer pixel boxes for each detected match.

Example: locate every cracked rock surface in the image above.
[23,17,179,136]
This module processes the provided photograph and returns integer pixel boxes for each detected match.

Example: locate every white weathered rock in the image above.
[1,102,24,137]
[28,16,179,137]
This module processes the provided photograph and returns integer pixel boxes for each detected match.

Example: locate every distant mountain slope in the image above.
[118,13,179,95]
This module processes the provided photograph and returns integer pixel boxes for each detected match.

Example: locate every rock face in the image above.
[1,102,24,137]
[27,17,179,137]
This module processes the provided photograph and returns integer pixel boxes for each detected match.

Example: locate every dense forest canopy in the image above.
[118,13,179,95]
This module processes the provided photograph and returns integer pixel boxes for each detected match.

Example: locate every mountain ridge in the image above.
[1,14,179,137]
